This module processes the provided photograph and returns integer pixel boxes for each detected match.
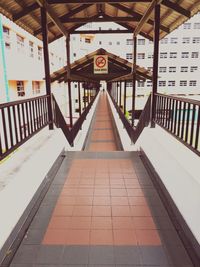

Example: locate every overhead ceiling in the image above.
[0,0,200,43]
[50,48,153,83]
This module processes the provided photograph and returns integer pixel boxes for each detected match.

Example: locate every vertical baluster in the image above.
[40,98,44,127]
[156,95,160,122]
[32,100,37,132]
[29,101,34,134]
[177,100,182,137]
[17,104,23,141]
[25,101,30,136]
[170,99,175,132]
[12,105,19,144]
[181,101,186,140]
[36,98,40,129]
[165,97,169,128]
[162,96,166,126]
[21,102,26,138]
[167,98,171,130]
[185,103,190,143]
[2,108,9,151]
[190,104,196,146]
[7,106,13,147]
[173,99,178,134]
[195,105,200,150]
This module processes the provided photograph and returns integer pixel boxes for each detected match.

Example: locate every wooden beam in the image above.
[61,17,140,23]
[162,0,191,18]
[134,0,163,36]
[41,7,53,130]
[151,4,160,127]
[13,3,39,22]
[111,3,169,33]
[48,0,151,3]
[132,35,137,127]
[71,30,132,34]
[35,4,92,35]
[36,0,68,37]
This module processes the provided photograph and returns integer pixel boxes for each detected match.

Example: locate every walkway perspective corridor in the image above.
[9,93,194,267]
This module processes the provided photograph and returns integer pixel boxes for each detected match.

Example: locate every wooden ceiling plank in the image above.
[134,0,163,36]
[111,3,170,33]
[162,0,191,18]
[48,0,151,3]
[13,3,39,22]
[35,0,68,37]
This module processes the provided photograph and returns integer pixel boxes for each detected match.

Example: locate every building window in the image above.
[17,81,25,97]
[168,81,175,87]
[32,81,41,94]
[181,52,189,58]
[170,37,178,44]
[190,66,198,72]
[137,81,145,87]
[50,52,54,66]
[192,37,200,43]
[29,41,34,57]
[183,23,191,29]
[126,53,132,60]
[3,26,11,49]
[181,66,188,72]
[116,41,120,45]
[108,41,112,45]
[73,53,76,57]
[126,82,132,87]
[138,53,145,59]
[169,52,177,58]
[147,53,153,59]
[147,81,152,87]
[191,52,199,58]
[194,23,200,29]
[138,38,145,45]
[169,67,176,72]
[180,80,187,86]
[189,80,197,86]
[99,41,102,45]
[159,67,166,73]
[16,34,24,52]
[159,81,166,86]
[85,38,91,43]
[126,39,133,45]
[160,52,167,58]
[160,38,168,44]
[182,37,190,43]
[38,46,43,60]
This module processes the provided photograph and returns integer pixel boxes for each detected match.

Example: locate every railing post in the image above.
[66,35,73,128]
[132,35,137,127]
[41,7,53,130]
[119,81,122,109]
[151,4,160,128]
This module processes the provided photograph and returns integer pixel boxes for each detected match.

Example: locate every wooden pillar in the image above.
[132,35,137,127]
[41,7,53,130]
[84,84,86,109]
[151,4,160,127]
[78,82,81,117]
[124,81,127,115]
[66,35,73,128]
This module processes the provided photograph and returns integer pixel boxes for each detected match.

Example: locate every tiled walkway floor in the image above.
[10,93,194,267]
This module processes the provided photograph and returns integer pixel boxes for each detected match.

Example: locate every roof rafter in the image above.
[162,0,191,17]
[134,0,163,36]
[48,0,151,3]
[61,17,140,23]
[111,3,170,33]
[35,4,92,36]
[35,0,68,37]
[13,3,39,22]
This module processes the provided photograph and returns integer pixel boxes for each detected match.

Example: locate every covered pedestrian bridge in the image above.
[0,0,200,266]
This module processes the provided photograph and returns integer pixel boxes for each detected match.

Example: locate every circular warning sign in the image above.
[95,56,106,68]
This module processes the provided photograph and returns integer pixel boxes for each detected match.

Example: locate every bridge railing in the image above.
[155,93,200,156]
[0,95,49,161]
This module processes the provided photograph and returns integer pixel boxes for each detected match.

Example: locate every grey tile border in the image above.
[62,246,89,265]
[89,246,114,265]
[114,246,141,265]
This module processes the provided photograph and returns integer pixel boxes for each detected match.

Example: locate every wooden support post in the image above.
[78,82,81,117]
[151,4,160,127]
[116,82,118,105]
[132,35,137,127]
[41,7,53,130]
[124,81,127,115]
[66,35,73,128]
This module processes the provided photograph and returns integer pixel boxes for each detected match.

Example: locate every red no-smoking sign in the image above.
[94,55,108,74]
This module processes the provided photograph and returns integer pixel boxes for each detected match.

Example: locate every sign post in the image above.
[94,55,108,74]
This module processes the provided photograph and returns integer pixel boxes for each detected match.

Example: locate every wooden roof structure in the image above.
[50,48,153,83]
[0,0,200,43]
